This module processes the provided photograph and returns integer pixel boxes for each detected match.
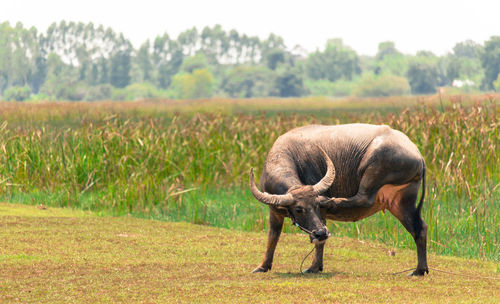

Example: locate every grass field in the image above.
[1,203,498,303]
[0,94,498,262]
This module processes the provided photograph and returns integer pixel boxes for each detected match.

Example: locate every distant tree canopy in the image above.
[407,60,439,94]
[171,68,214,99]
[222,66,275,98]
[306,39,361,82]
[0,22,43,93]
[376,41,401,61]
[453,40,482,59]
[0,21,498,101]
[480,36,500,90]
[274,71,305,97]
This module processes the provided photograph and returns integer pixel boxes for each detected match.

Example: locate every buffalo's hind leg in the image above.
[252,210,284,273]
[388,182,428,276]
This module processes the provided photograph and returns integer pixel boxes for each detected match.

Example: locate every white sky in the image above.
[1,0,498,56]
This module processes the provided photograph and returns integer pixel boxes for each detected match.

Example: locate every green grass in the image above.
[0,95,498,261]
[0,203,498,303]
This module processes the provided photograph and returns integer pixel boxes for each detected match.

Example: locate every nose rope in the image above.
[288,210,326,275]
[288,211,314,235]
[294,222,314,234]
[299,245,316,274]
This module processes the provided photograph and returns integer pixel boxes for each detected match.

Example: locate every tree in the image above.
[411,51,447,87]
[265,49,285,70]
[259,33,287,68]
[235,34,262,64]
[373,53,409,77]
[172,25,266,65]
[152,34,183,89]
[222,66,275,97]
[156,50,183,89]
[180,53,208,73]
[200,24,229,64]
[135,40,153,83]
[3,86,31,101]
[305,39,361,82]
[110,50,131,88]
[171,68,214,99]
[444,55,483,86]
[191,69,214,98]
[88,63,99,86]
[407,61,439,94]
[41,21,133,87]
[274,71,305,97]
[453,40,482,59]
[480,36,500,90]
[375,41,401,61]
[445,56,461,82]
[39,52,81,100]
[98,58,109,84]
[372,41,408,76]
[493,74,500,92]
[178,27,199,56]
[0,22,41,93]
[31,55,47,93]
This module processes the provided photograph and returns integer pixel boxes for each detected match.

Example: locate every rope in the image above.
[392,267,500,280]
[300,246,316,274]
[294,222,314,235]
[288,211,314,235]
[391,268,416,275]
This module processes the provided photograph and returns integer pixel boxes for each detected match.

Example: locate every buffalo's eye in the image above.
[295,207,304,214]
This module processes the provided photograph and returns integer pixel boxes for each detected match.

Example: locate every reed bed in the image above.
[0,95,498,260]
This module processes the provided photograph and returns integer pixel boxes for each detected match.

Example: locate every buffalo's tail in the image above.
[417,160,426,214]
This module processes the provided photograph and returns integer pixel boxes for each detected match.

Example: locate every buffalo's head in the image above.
[249,149,336,244]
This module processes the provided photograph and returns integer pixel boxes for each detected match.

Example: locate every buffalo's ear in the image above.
[272,206,289,216]
[318,196,335,208]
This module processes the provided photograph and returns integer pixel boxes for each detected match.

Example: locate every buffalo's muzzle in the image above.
[311,228,330,243]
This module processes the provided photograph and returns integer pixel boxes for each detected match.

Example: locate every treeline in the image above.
[1,21,500,101]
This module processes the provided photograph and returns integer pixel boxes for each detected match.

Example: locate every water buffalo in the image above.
[249,123,428,276]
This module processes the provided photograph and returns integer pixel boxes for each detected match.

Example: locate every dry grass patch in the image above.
[0,203,498,303]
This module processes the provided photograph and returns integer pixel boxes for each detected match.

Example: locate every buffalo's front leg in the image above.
[252,210,284,273]
[302,241,325,273]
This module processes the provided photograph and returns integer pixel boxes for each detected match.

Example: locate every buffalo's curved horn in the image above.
[249,168,294,206]
[312,147,336,195]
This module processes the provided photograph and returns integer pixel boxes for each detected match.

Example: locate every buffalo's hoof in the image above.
[409,268,429,276]
[302,266,323,274]
[252,266,270,273]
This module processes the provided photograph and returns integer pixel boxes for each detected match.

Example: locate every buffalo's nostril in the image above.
[313,229,328,239]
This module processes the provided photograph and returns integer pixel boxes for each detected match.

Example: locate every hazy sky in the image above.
[1,0,498,56]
